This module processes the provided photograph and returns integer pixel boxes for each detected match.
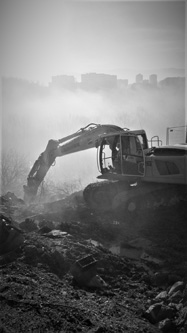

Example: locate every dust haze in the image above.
[2,79,185,195]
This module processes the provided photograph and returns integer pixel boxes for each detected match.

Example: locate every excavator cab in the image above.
[98,132,145,181]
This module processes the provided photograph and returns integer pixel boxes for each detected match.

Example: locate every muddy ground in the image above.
[0,191,187,332]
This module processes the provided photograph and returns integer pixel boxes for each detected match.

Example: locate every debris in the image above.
[42,230,68,238]
[0,190,187,332]
[70,254,98,286]
[0,192,24,206]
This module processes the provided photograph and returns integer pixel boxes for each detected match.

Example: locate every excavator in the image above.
[23,123,187,213]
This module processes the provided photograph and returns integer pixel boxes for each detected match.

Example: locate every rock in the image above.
[158,318,173,332]
[145,303,175,324]
[144,303,162,324]
[43,230,68,238]
[157,305,175,322]
[168,302,183,312]
[155,291,168,301]
[169,290,183,303]
[168,281,185,296]
[175,306,187,328]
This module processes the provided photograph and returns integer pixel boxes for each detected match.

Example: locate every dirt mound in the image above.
[0,192,187,332]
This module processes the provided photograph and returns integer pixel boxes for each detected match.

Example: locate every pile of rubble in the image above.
[0,192,187,332]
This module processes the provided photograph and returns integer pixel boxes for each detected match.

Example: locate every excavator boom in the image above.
[23,123,124,202]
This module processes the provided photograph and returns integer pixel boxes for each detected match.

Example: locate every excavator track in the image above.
[83,181,130,211]
[83,181,187,215]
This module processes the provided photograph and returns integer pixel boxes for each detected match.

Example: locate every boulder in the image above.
[158,318,173,332]
[144,303,162,324]
[145,303,175,324]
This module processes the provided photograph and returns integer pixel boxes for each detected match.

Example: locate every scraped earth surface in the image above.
[0,191,187,332]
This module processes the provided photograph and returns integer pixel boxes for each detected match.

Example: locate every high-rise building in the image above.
[135,73,143,84]
[149,74,157,86]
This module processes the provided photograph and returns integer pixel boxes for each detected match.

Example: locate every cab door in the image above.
[120,134,145,177]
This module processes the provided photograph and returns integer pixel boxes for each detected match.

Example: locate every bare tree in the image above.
[37,177,84,202]
[0,149,29,197]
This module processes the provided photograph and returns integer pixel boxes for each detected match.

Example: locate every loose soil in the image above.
[0,192,187,332]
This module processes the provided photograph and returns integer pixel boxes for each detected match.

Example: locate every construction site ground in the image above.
[0,191,187,333]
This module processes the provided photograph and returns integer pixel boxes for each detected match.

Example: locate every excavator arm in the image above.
[23,123,123,203]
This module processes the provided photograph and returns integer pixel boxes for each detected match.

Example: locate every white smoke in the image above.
[2,82,185,190]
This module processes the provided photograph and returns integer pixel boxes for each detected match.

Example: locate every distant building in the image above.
[159,77,185,88]
[117,79,128,89]
[149,74,157,86]
[135,73,143,84]
[2,77,48,97]
[50,75,76,90]
[81,73,117,90]
[143,79,149,85]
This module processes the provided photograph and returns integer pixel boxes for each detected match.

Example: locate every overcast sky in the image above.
[0,0,185,84]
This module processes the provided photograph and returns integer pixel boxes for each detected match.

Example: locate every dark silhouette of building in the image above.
[149,74,157,86]
[117,79,128,89]
[135,73,143,84]
[159,77,185,88]
[49,75,77,91]
[81,73,117,91]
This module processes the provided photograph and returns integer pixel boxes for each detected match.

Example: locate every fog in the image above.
[2,79,185,193]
